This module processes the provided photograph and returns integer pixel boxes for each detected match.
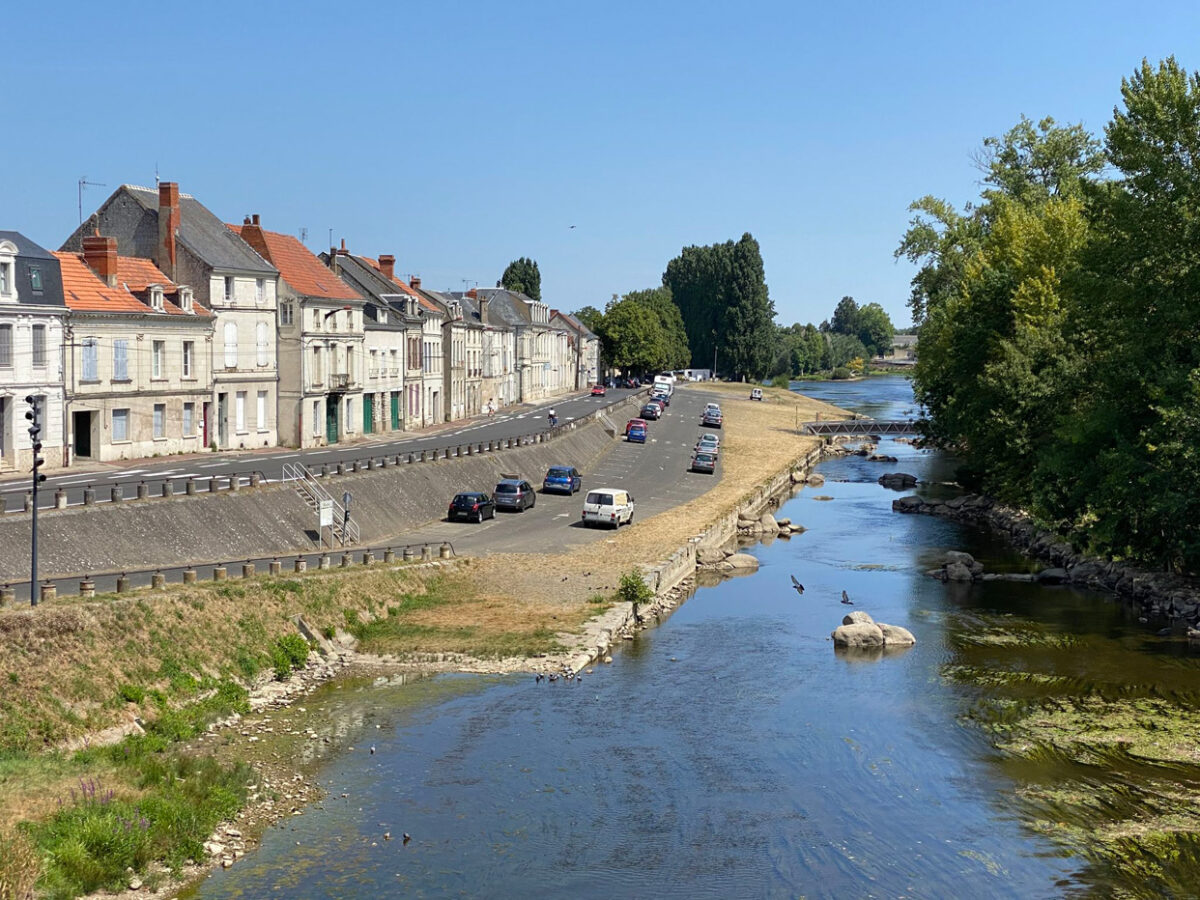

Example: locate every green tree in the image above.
[855,302,895,358]
[625,287,691,369]
[830,296,860,335]
[595,297,667,373]
[721,233,778,379]
[498,257,541,302]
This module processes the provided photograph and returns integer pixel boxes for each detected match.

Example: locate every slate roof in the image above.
[0,230,65,307]
[229,223,360,301]
[451,288,533,328]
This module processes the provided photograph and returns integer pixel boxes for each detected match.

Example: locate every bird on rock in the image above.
[790,575,804,595]
[403,833,411,844]
[841,590,853,605]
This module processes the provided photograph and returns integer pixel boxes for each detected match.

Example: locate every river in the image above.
[189,375,1200,898]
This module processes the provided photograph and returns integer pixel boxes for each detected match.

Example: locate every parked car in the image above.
[690,451,718,474]
[650,389,671,406]
[581,488,635,529]
[750,388,764,401]
[701,409,723,428]
[695,434,720,455]
[627,421,647,443]
[640,403,662,420]
[448,491,496,523]
[543,465,582,494]
[591,384,607,396]
[494,478,537,512]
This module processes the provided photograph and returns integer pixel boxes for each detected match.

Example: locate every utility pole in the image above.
[25,396,47,606]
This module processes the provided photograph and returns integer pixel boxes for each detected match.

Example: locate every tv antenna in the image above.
[78,176,106,225]
[299,226,308,244]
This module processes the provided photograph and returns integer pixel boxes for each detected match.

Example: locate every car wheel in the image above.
[476,510,484,524]
[530,495,536,509]
[626,511,634,525]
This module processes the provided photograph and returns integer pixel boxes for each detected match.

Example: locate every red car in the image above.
[591,384,607,396]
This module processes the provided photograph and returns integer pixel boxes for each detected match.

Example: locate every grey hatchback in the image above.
[494,478,537,512]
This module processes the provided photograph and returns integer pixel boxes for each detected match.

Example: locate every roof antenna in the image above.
[299,227,308,244]
[78,176,106,225]
[154,163,160,187]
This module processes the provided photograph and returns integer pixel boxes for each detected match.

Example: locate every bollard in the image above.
[137,481,150,500]
[402,547,414,562]
[0,584,12,606]
[380,456,391,469]
[229,475,240,492]
[40,582,57,603]
[116,573,130,593]
[250,472,262,487]
[269,558,282,575]
[383,548,395,563]
[242,561,255,579]
[185,478,197,496]
[465,444,473,456]
[352,460,362,473]
[367,458,375,470]
[318,554,331,570]
[362,549,375,565]
[183,568,197,584]
[476,442,484,454]
[55,488,67,509]
[79,577,95,598]
[161,480,172,497]
[439,542,451,559]
[340,552,352,568]
[408,453,416,464]
[111,485,123,503]
[321,464,330,477]
[151,571,165,590]
[24,493,32,513]
[294,556,307,573]
[421,544,432,561]
[457,445,465,457]
[213,566,227,581]
[208,478,219,493]
[336,462,346,476]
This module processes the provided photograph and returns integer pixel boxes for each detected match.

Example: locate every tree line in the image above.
[899,56,1200,572]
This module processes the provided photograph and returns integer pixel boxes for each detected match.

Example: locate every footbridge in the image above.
[801,419,917,436]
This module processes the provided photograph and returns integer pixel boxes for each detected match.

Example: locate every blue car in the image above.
[627,423,647,443]
[542,465,582,494]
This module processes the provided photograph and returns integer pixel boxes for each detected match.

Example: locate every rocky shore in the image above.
[894,492,1200,629]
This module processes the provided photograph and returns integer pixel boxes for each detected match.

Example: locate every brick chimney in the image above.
[466,287,477,299]
[378,254,395,280]
[237,214,271,263]
[157,182,180,280]
[81,235,119,288]
[409,275,421,291]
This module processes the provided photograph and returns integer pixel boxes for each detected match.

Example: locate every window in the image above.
[223,322,238,369]
[152,340,165,379]
[257,390,267,430]
[280,300,293,326]
[31,324,46,367]
[149,286,164,311]
[370,349,377,377]
[183,402,194,436]
[235,391,246,432]
[256,278,265,302]
[179,287,194,314]
[182,341,194,378]
[255,321,269,366]
[82,337,98,380]
[313,310,320,330]
[345,397,354,432]
[113,339,128,381]
[0,262,10,297]
[347,346,354,382]
[153,403,165,438]
[112,408,129,442]
[224,277,234,302]
[312,346,321,384]
[312,400,320,436]
[0,324,10,367]
[28,266,42,293]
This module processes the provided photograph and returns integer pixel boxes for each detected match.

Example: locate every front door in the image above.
[363,394,374,435]
[217,393,228,447]
[326,395,340,444]
[390,391,400,430]
[72,410,93,458]
[202,401,210,447]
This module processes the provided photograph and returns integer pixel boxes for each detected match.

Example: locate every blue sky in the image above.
[4,1,1198,329]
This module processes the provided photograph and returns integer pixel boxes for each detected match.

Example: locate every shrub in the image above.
[770,374,790,388]
[117,684,145,705]
[831,366,852,380]
[617,569,653,608]
[271,634,310,681]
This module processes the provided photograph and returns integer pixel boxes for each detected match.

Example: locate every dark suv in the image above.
[494,478,537,512]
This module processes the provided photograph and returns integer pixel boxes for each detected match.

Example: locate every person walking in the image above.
[548,407,558,427]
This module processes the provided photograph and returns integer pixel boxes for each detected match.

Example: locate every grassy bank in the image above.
[0,381,836,897]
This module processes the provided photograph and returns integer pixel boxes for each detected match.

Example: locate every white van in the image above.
[581,487,635,529]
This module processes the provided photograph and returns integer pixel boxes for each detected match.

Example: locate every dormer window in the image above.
[28,266,43,294]
[0,240,16,302]
[179,286,194,314]
[149,285,165,311]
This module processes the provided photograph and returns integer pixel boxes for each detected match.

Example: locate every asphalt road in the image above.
[2,385,728,603]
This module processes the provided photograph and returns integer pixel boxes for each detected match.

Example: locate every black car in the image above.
[494,478,537,512]
[640,403,661,420]
[448,492,496,522]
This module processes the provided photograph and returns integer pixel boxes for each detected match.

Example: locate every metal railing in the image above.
[800,419,916,436]
[280,462,359,545]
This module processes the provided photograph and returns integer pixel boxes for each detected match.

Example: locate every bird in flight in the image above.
[569,225,577,229]
[841,590,853,605]
[790,575,804,594]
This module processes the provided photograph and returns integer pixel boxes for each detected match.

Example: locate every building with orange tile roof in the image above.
[231,217,366,448]
[54,237,214,463]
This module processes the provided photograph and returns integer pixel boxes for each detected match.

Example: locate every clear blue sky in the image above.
[4,0,1198,329]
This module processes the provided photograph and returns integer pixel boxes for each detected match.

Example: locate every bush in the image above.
[117,684,145,705]
[271,634,310,681]
[617,569,653,608]
[770,374,790,388]
[831,366,852,380]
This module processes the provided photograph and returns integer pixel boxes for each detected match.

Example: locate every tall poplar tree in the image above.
[498,257,541,302]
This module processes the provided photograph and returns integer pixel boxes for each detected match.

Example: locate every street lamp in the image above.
[24,396,47,606]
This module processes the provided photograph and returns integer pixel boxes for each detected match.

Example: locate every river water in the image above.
[191,376,1200,899]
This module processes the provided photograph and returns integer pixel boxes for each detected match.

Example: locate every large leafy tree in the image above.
[856,303,895,358]
[595,296,667,373]
[498,257,541,302]
[625,287,691,369]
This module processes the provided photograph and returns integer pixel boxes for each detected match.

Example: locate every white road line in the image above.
[111,469,150,477]
[268,453,300,459]
[198,463,226,469]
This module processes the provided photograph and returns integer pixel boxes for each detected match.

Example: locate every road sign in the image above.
[319,499,334,528]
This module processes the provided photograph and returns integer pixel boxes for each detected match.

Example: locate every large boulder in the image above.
[842,610,875,626]
[831,622,885,649]
[878,472,918,490]
[806,473,825,487]
[759,511,779,532]
[1036,567,1068,585]
[879,623,916,646]
[723,553,759,571]
[892,496,924,513]
[944,550,976,567]
[944,562,974,582]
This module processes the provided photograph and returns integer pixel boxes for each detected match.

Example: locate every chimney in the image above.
[157,181,180,280]
[467,287,477,299]
[478,295,488,325]
[378,254,395,280]
[237,215,270,263]
[338,238,348,255]
[327,247,339,275]
[409,275,421,291]
[81,235,119,288]
[252,213,260,226]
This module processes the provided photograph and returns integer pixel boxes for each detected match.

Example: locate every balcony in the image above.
[330,373,350,389]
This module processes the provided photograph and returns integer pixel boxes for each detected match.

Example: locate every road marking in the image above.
[198,462,225,469]
[111,469,149,477]
[269,453,300,459]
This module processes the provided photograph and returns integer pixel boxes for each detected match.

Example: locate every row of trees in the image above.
[900,57,1200,572]
[574,288,691,375]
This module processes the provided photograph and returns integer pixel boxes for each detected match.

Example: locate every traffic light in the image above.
[24,395,46,484]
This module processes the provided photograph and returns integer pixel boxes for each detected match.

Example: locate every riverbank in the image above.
[0,382,840,898]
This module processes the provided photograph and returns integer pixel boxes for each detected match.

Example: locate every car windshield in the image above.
[547,468,571,478]
[586,492,613,505]
[496,483,519,493]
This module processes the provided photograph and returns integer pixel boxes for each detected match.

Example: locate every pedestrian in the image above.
[487,399,494,418]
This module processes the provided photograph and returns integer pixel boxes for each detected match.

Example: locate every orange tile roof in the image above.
[54,252,153,313]
[115,256,173,292]
[230,224,360,301]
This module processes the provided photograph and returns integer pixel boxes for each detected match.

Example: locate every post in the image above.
[24,396,46,606]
